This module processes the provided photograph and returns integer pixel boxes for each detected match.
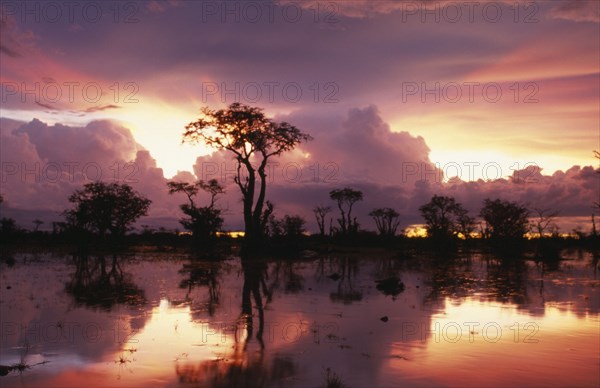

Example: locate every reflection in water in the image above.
[486,257,529,305]
[66,253,146,310]
[174,257,296,387]
[175,353,295,388]
[179,261,221,317]
[0,251,597,387]
[423,257,477,305]
[329,257,363,304]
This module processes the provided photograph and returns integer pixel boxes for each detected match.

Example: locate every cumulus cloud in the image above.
[189,106,598,233]
[0,118,181,229]
[1,110,597,234]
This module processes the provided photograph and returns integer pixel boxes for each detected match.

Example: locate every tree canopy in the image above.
[64,182,151,237]
[183,103,312,247]
[167,179,225,243]
[480,198,529,239]
[330,187,363,235]
[419,195,471,239]
[369,207,400,237]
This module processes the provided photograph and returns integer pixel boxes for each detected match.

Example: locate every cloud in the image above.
[0,118,180,228]
[187,106,598,233]
[1,107,597,234]
[83,104,121,113]
[548,0,600,23]
[284,1,545,19]
[0,14,35,58]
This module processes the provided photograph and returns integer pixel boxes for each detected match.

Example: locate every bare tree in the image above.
[531,208,559,238]
[313,205,331,236]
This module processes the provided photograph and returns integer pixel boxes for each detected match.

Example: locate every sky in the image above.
[0,0,599,233]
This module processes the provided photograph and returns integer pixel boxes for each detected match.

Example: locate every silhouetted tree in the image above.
[0,218,18,236]
[480,198,529,239]
[329,187,363,235]
[63,182,151,237]
[419,195,470,239]
[183,103,312,248]
[32,219,43,232]
[313,205,331,236]
[455,206,476,239]
[594,151,600,210]
[282,215,306,238]
[167,179,225,243]
[267,214,306,243]
[369,207,400,236]
[531,208,559,238]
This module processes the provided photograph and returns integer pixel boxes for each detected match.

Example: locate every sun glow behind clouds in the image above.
[1,101,211,179]
[110,103,213,178]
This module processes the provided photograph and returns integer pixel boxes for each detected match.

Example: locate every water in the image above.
[1,250,598,387]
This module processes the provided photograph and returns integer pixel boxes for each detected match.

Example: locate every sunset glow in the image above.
[0,1,598,231]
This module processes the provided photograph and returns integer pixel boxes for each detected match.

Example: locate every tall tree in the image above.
[167,179,225,243]
[183,103,311,247]
[329,187,363,235]
[369,207,400,237]
[480,198,529,239]
[313,205,331,236]
[64,182,151,237]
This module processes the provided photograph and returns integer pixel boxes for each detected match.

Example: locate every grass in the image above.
[324,367,345,388]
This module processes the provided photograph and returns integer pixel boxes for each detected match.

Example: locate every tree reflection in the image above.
[65,253,146,310]
[329,257,362,304]
[174,354,294,388]
[423,257,476,306]
[268,260,305,295]
[179,261,221,317]
[240,258,270,350]
[486,258,529,306]
[174,256,296,387]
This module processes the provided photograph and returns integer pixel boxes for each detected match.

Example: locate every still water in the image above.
[1,250,598,387]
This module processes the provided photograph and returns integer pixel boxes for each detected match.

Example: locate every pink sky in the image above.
[0,0,598,232]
